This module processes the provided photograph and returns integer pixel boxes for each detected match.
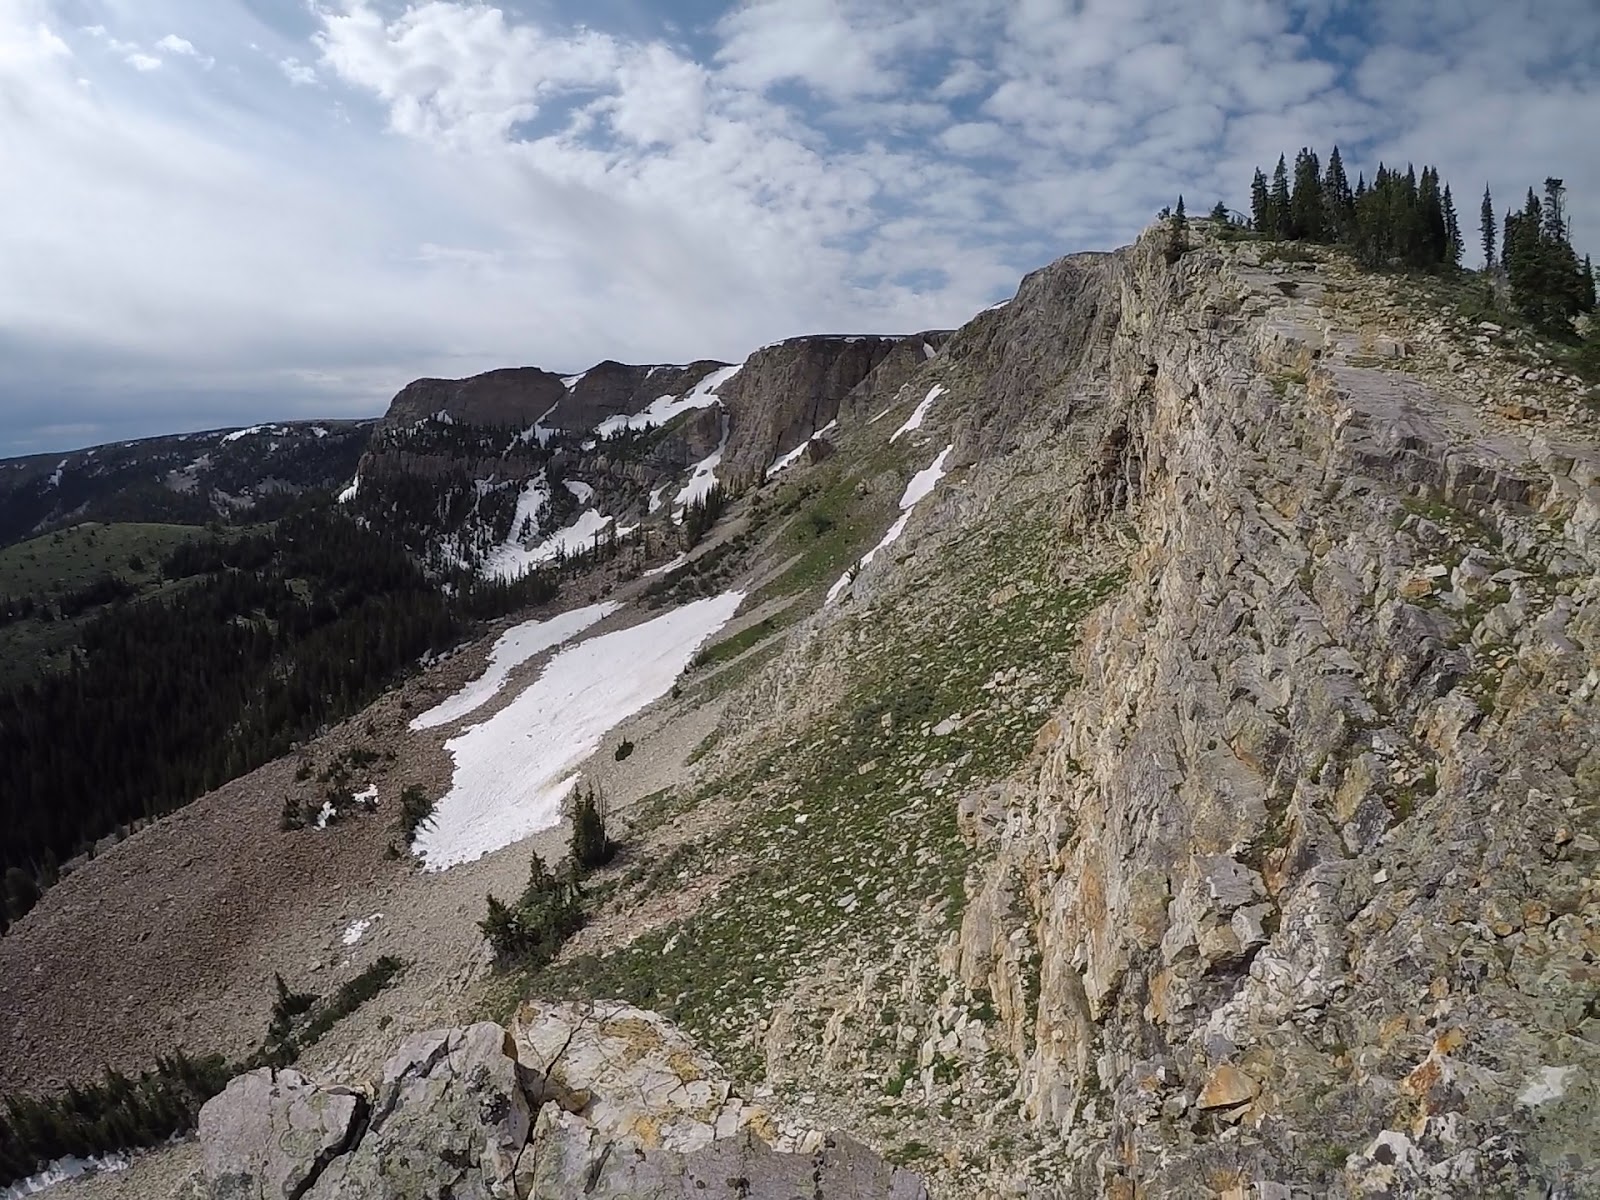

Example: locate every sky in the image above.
[2,0,1598,456]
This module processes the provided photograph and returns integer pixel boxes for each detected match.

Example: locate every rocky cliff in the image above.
[192,1002,927,1199]
[383,367,569,429]
[550,359,731,432]
[935,232,1600,1195]
[716,333,944,484]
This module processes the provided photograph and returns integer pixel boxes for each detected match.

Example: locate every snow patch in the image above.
[898,445,952,508]
[563,480,595,503]
[523,400,563,447]
[675,449,722,513]
[593,362,742,437]
[3,1151,131,1198]
[765,419,838,479]
[410,601,620,730]
[890,385,946,442]
[47,459,66,488]
[560,371,586,390]
[648,485,668,513]
[337,474,361,504]
[827,445,953,605]
[921,341,936,359]
[341,914,382,947]
[415,592,744,869]
[221,424,267,443]
[642,553,689,578]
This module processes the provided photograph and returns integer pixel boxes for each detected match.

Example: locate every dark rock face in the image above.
[716,336,905,485]
[549,360,731,433]
[941,252,1122,463]
[839,331,953,426]
[382,367,568,429]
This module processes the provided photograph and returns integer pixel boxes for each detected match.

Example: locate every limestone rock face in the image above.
[304,1022,531,1199]
[193,1009,924,1200]
[717,334,911,485]
[197,1068,364,1200]
[944,229,1600,1196]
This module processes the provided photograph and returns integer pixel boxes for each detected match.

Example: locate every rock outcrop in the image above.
[198,1068,365,1200]
[193,1005,927,1200]
[549,360,731,433]
[943,230,1600,1195]
[383,367,568,428]
[718,334,936,484]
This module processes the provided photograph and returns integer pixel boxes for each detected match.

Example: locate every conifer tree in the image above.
[1289,147,1323,241]
[3,867,39,923]
[1209,200,1229,224]
[1585,255,1597,312]
[1542,178,1568,243]
[1442,183,1462,268]
[1250,169,1270,232]
[570,786,616,871]
[1322,145,1354,241]
[1268,155,1290,239]
[1480,185,1496,269]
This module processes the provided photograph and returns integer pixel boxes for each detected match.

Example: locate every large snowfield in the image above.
[409,601,620,730]
[413,592,745,870]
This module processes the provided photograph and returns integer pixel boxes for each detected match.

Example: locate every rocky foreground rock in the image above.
[191,1001,928,1199]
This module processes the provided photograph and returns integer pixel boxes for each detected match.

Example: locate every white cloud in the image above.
[124,52,161,71]
[2,0,1598,454]
[279,57,317,87]
[156,33,214,69]
[938,121,1006,156]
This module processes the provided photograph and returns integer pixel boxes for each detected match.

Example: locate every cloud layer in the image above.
[2,0,1597,454]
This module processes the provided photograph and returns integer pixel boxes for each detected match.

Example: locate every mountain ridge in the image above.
[4,224,1598,1198]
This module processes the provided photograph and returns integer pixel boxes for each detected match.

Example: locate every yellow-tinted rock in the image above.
[1197,1063,1260,1110]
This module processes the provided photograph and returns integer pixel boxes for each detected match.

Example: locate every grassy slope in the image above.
[500,446,1124,1168]
[0,521,202,597]
[0,522,211,688]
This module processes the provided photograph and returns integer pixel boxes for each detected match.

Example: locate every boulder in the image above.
[197,1068,365,1200]
[305,1022,531,1199]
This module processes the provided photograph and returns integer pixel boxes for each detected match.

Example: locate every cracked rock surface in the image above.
[193,1007,926,1199]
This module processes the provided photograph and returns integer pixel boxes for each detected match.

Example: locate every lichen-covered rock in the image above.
[944,227,1600,1195]
[522,1124,930,1200]
[304,1022,531,1199]
[513,999,780,1153]
[193,1012,924,1200]
[197,1068,364,1200]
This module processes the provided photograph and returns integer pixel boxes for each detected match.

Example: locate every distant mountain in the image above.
[353,334,950,577]
[0,420,375,549]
